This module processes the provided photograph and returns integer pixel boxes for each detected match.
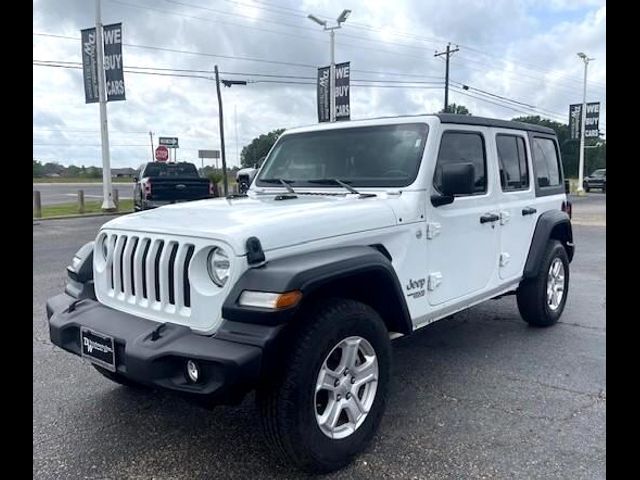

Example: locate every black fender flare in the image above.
[221,245,413,335]
[523,210,574,279]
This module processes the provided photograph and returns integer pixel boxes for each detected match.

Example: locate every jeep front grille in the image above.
[105,233,195,312]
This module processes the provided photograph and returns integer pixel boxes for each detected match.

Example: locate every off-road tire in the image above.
[517,240,569,327]
[256,298,391,473]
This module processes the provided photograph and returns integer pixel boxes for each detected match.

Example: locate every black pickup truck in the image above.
[133,162,213,211]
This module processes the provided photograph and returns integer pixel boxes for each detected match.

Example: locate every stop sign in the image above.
[155,145,169,162]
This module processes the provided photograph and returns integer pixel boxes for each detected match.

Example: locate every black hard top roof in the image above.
[435,113,556,135]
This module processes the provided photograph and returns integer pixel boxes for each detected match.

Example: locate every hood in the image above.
[102,194,398,255]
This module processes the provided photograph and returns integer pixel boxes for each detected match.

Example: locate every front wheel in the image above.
[516,240,570,327]
[257,298,391,473]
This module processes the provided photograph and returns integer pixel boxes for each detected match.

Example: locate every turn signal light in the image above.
[239,290,303,309]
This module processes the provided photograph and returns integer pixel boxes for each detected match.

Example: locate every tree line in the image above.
[35,107,605,181]
[33,160,103,178]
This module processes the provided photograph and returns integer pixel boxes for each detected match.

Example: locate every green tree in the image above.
[240,128,285,168]
[440,103,471,115]
[33,159,44,177]
[65,165,81,177]
[43,161,64,176]
[85,166,102,178]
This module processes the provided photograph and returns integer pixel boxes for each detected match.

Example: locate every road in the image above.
[33,195,605,479]
[33,183,135,205]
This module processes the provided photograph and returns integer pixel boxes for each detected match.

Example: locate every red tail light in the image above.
[561,200,572,219]
[142,180,152,198]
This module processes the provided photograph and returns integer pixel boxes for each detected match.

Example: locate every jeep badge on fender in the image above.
[47,113,573,473]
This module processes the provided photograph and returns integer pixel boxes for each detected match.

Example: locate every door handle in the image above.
[522,207,537,216]
[480,213,500,224]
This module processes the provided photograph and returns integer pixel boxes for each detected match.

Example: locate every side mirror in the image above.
[133,176,138,182]
[431,163,475,207]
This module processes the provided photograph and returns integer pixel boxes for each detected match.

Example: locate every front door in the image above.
[426,127,501,306]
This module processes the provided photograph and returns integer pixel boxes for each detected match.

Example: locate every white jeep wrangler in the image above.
[47,113,574,473]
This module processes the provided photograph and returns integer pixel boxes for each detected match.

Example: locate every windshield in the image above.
[592,169,606,177]
[256,123,429,188]
[143,163,199,178]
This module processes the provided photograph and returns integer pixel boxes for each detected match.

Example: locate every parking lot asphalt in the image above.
[33,183,135,205]
[33,194,605,479]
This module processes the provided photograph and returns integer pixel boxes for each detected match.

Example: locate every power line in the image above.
[34,32,319,69]
[34,59,445,87]
[450,86,567,122]
[32,58,593,124]
[218,0,605,89]
[108,0,446,64]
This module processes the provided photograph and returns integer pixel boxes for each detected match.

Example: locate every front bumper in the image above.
[47,293,276,404]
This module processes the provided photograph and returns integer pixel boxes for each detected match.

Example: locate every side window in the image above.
[496,135,529,191]
[434,131,487,195]
[532,137,561,188]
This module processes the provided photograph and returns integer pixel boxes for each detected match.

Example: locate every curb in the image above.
[33,211,133,221]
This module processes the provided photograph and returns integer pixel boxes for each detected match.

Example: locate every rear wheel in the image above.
[257,298,391,473]
[517,240,569,327]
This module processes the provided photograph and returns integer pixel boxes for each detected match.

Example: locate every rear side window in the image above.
[496,135,529,191]
[531,138,561,187]
[434,131,487,195]
[142,163,199,178]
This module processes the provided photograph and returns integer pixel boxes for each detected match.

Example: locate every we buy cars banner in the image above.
[81,23,126,103]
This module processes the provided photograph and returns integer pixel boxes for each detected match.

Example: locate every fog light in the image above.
[186,360,200,383]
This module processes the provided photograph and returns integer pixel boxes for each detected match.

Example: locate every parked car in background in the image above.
[133,162,213,211]
[236,157,265,194]
[583,168,606,192]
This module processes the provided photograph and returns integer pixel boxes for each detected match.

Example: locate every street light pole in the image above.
[308,9,351,123]
[95,0,115,210]
[576,52,594,195]
[330,28,335,122]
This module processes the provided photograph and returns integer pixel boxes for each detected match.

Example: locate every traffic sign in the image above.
[198,149,220,159]
[155,145,169,162]
[159,137,179,148]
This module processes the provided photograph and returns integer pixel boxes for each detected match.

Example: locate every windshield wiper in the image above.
[308,179,376,198]
[308,178,359,194]
[259,178,296,194]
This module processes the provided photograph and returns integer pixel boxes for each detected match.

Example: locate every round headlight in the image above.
[207,247,230,287]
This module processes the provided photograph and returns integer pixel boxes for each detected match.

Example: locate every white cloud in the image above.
[33,0,606,167]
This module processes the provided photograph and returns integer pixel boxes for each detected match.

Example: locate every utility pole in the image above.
[308,10,351,123]
[234,104,239,167]
[214,65,229,196]
[576,52,594,195]
[149,131,154,161]
[434,42,459,112]
[95,0,115,210]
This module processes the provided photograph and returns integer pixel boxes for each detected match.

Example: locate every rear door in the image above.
[426,126,501,306]
[493,130,537,281]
